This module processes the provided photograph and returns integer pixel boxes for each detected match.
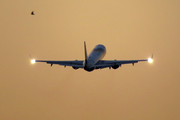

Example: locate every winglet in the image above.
[151,54,153,59]
[29,54,36,64]
[29,54,32,59]
[148,54,153,63]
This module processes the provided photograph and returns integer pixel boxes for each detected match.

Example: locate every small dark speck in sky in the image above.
[31,11,34,15]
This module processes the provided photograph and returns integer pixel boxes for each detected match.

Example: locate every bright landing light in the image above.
[148,58,153,63]
[31,59,36,64]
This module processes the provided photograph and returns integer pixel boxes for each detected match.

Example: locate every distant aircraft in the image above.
[31,11,34,15]
[31,42,153,72]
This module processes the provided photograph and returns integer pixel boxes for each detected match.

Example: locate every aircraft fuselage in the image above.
[83,44,106,71]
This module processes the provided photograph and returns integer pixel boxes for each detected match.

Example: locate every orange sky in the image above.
[1,1,180,120]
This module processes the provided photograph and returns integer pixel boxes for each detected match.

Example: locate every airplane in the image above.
[31,42,153,72]
[31,11,35,15]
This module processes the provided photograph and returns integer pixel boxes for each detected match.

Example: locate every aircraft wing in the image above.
[92,59,149,69]
[34,60,84,68]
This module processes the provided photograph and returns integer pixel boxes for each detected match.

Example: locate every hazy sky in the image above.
[1,0,180,120]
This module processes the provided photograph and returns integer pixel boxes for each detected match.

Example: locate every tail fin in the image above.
[84,41,88,64]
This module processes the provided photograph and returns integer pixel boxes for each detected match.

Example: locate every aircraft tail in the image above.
[84,41,88,64]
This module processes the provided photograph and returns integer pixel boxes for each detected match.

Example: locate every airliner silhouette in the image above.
[31,42,153,72]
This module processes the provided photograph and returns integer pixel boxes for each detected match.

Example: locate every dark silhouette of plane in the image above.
[31,42,154,72]
[31,11,34,15]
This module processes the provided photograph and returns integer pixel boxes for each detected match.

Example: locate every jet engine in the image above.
[72,66,79,70]
[84,67,94,72]
[112,65,119,69]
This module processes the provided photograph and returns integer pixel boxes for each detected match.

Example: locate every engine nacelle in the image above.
[84,67,94,72]
[72,66,79,70]
[112,65,119,69]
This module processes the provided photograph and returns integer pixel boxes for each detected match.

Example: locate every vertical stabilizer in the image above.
[84,41,88,64]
